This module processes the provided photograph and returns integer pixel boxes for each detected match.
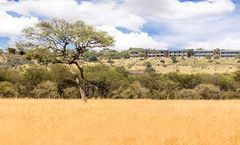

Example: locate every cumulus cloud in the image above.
[185,38,240,50]
[97,26,165,50]
[0,0,239,50]
[0,11,38,36]
[124,0,235,19]
[0,0,146,32]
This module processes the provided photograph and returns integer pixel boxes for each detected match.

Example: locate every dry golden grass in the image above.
[92,58,240,74]
[1,99,240,145]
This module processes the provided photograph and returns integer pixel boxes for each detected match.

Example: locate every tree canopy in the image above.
[17,19,115,101]
[17,19,114,64]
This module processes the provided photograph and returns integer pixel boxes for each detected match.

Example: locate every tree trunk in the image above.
[75,61,87,102]
[75,76,87,102]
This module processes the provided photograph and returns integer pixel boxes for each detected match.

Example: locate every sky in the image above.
[0,0,240,50]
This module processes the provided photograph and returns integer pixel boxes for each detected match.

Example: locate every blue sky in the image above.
[0,0,240,50]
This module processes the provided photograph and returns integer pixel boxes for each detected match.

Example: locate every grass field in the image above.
[1,99,240,145]
[91,58,240,74]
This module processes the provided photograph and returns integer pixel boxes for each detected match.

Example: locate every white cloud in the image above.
[0,11,38,36]
[124,0,235,19]
[0,0,239,50]
[97,26,165,50]
[0,0,146,32]
[185,38,240,50]
[153,11,240,50]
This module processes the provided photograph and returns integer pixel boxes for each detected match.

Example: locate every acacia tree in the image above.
[17,19,114,101]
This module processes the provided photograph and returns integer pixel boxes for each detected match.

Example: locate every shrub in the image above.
[201,74,237,91]
[88,56,98,62]
[0,81,16,98]
[234,69,240,82]
[82,50,98,62]
[223,91,240,99]
[160,60,165,64]
[171,56,178,63]
[15,84,27,98]
[24,66,49,89]
[85,65,130,98]
[107,58,114,64]
[0,68,7,82]
[162,80,179,99]
[150,90,167,99]
[63,87,79,99]
[6,54,30,67]
[120,81,149,99]
[49,64,75,93]
[195,84,221,99]
[149,78,179,100]
[5,69,24,84]
[176,89,200,99]
[32,81,59,98]
[144,62,155,73]
[167,73,201,89]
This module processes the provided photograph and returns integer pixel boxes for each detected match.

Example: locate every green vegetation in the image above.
[0,63,239,99]
[16,19,114,101]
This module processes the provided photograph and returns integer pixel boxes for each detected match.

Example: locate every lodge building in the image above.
[194,50,214,57]
[129,48,240,58]
[220,50,240,58]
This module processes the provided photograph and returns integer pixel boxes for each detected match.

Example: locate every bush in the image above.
[24,66,49,89]
[63,87,79,99]
[88,56,98,62]
[0,68,7,81]
[85,65,130,98]
[148,78,179,100]
[160,60,165,64]
[223,91,240,99]
[32,81,59,98]
[107,59,114,65]
[5,69,24,84]
[15,84,27,98]
[113,81,149,99]
[144,62,155,73]
[82,50,98,62]
[0,81,16,98]
[49,64,75,93]
[176,89,200,99]
[6,54,30,67]
[234,69,240,82]
[171,56,178,63]
[195,84,221,99]
[201,74,236,91]
[167,73,201,89]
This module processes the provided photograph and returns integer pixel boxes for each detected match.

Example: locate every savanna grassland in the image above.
[1,99,240,145]
[98,57,240,74]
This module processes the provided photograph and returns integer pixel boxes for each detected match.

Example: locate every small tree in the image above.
[17,19,114,101]
[144,62,155,73]
[160,59,165,64]
[171,56,178,63]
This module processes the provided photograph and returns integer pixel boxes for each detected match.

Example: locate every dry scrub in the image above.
[0,99,240,145]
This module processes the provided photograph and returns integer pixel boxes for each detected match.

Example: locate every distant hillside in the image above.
[92,57,240,74]
[1,53,240,74]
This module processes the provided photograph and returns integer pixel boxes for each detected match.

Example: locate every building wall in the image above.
[194,51,214,57]
[220,51,240,57]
